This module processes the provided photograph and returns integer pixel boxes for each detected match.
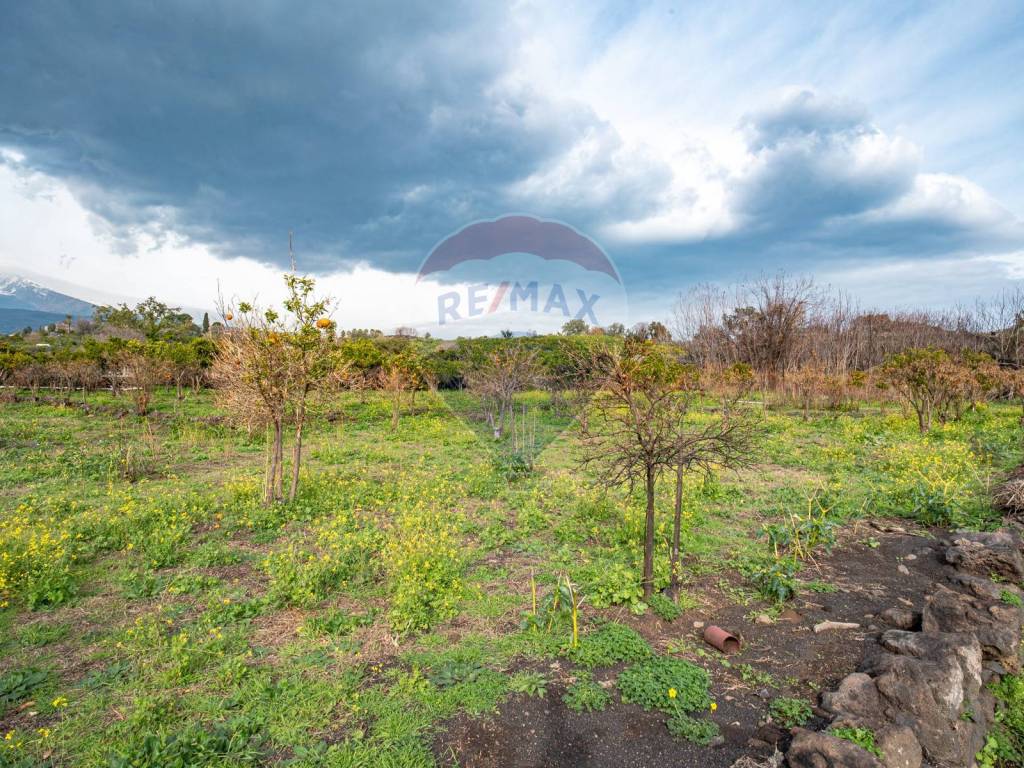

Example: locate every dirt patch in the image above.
[434,521,948,768]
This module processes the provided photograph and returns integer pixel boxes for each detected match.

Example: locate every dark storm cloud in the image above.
[1,5,1021,298]
[0,1,642,272]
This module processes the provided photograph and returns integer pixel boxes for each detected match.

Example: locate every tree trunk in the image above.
[642,466,656,599]
[288,401,306,502]
[264,422,278,506]
[274,424,284,499]
[671,463,683,592]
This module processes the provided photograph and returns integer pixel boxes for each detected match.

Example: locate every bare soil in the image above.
[434,520,948,768]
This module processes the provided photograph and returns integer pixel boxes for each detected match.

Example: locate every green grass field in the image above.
[0,389,1019,766]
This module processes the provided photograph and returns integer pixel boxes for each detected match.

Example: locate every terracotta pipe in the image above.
[703,625,740,654]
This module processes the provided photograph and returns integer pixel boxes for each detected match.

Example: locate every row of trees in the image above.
[0,338,215,414]
[674,275,1024,378]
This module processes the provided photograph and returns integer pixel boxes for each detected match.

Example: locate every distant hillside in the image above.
[0,275,96,316]
[0,307,73,334]
[0,274,96,333]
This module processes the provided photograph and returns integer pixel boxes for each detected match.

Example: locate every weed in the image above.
[975,673,1024,767]
[562,671,611,713]
[0,668,49,712]
[507,671,548,699]
[831,726,883,758]
[737,663,777,688]
[1000,590,1023,607]
[667,710,721,745]
[617,656,711,714]
[108,716,266,767]
[297,607,376,638]
[566,622,652,668]
[769,696,813,728]
[428,659,486,689]
[649,593,683,622]
[15,622,68,647]
[742,558,800,603]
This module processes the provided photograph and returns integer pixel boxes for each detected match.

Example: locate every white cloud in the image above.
[0,159,461,332]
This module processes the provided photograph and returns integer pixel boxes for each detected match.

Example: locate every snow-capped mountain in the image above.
[0,274,97,333]
[0,274,96,316]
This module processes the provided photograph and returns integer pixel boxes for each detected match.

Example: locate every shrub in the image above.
[618,657,711,714]
[566,622,652,668]
[562,672,610,713]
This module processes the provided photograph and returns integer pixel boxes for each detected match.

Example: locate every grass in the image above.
[0,388,1019,765]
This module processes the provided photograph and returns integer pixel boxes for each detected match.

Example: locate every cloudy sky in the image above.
[1,1,1022,330]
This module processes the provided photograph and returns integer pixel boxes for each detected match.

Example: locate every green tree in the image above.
[562,319,588,335]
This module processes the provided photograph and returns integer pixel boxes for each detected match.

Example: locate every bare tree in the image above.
[467,344,540,439]
[576,339,687,598]
[211,302,294,504]
[14,361,47,402]
[668,402,757,593]
[378,351,420,432]
[121,351,169,416]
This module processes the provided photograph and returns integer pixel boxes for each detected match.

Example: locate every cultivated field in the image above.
[0,388,1021,766]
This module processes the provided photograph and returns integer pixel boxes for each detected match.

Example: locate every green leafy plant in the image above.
[976,673,1024,767]
[578,560,647,610]
[0,668,49,711]
[649,593,682,622]
[617,657,711,714]
[428,659,485,689]
[831,726,883,758]
[566,622,651,668]
[120,569,167,599]
[298,607,376,638]
[522,573,583,648]
[508,671,548,699]
[738,663,777,688]
[1000,590,1023,607]
[742,557,800,604]
[667,711,720,745]
[562,672,610,713]
[107,716,266,767]
[769,696,813,728]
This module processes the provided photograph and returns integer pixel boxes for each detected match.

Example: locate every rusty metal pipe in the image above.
[703,625,740,654]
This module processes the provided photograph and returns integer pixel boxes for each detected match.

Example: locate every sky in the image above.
[1,1,1022,332]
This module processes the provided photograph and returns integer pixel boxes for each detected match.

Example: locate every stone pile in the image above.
[785,530,1024,768]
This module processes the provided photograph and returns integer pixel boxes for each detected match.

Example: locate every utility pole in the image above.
[289,230,296,272]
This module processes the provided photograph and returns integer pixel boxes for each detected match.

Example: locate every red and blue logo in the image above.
[414,214,627,336]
